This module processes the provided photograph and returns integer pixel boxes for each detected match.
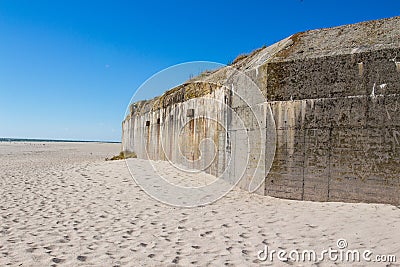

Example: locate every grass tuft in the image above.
[106,151,137,161]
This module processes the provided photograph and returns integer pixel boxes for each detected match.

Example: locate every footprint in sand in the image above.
[77,255,87,261]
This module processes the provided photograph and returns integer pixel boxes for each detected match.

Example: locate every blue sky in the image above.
[0,0,399,142]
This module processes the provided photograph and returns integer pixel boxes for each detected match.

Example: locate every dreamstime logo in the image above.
[257,239,397,263]
[336,238,348,249]
[123,61,276,207]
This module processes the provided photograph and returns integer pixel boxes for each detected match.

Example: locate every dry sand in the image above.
[0,142,399,266]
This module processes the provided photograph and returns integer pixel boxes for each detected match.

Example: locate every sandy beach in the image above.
[0,142,399,266]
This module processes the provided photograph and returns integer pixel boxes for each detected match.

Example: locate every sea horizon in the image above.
[0,137,121,144]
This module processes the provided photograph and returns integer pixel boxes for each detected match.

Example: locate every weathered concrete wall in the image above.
[122,16,400,205]
[122,79,270,194]
[264,47,400,205]
[122,83,229,177]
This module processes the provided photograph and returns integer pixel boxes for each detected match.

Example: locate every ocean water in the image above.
[0,138,120,143]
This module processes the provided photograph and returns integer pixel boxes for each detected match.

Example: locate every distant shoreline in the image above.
[0,138,121,144]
